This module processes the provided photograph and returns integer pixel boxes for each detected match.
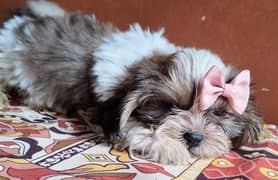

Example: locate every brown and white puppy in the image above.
[0,1,262,164]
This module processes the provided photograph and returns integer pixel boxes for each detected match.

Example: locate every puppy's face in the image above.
[116,49,262,165]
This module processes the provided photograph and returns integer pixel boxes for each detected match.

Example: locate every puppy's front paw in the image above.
[0,92,9,106]
[109,131,124,144]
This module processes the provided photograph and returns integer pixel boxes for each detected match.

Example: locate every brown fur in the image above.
[117,54,262,164]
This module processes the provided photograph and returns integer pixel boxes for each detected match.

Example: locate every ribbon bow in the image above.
[199,66,250,114]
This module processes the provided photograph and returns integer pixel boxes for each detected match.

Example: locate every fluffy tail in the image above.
[26,0,66,17]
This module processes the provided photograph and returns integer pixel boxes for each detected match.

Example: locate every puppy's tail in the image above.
[14,1,66,18]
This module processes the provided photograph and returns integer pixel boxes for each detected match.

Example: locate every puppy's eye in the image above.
[213,110,226,116]
[133,99,174,124]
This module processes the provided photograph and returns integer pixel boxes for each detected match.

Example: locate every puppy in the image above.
[0,1,262,164]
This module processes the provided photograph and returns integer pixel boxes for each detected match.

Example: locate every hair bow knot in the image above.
[199,66,250,115]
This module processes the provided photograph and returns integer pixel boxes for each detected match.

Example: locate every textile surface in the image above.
[0,103,277,180]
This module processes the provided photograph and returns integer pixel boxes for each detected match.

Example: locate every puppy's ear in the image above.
[120,91,141,129]
[243,97,263,142]
[224,67,263,147]
[232,91,263,147]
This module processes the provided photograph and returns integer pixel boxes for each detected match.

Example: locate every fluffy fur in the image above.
[0,1,263,165]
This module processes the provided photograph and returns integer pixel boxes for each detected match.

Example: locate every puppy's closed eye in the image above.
[132,99,174,124]
[213,109,226,117]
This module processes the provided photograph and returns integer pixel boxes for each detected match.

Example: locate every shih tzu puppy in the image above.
[0,1,262,164]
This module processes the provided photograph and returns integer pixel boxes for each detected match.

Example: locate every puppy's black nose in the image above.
[183,132,203,148]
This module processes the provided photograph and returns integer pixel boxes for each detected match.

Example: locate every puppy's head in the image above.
[116,48,263,165]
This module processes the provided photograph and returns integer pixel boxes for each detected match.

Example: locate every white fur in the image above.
[0,16,29,79]
[176,48,228,83]
[0,16,29,51]
[0,16,31,91]
[27,0,65,17]
[92,24,177,101]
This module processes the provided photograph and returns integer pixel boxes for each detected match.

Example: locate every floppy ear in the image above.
[120,91,141,129]
[223,66,263,147]
[232,92,263,147]
[243,98,263,141]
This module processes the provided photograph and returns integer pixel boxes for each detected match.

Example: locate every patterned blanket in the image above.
[0,103,277,180]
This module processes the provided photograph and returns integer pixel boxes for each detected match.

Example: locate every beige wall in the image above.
[1,0,277,124]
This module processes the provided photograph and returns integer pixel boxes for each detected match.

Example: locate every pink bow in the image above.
[199,66,250,115]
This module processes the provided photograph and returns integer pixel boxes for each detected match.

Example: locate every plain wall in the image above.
[0,0,277,124]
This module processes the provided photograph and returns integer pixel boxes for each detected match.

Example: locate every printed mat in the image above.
[0,104,277,180]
